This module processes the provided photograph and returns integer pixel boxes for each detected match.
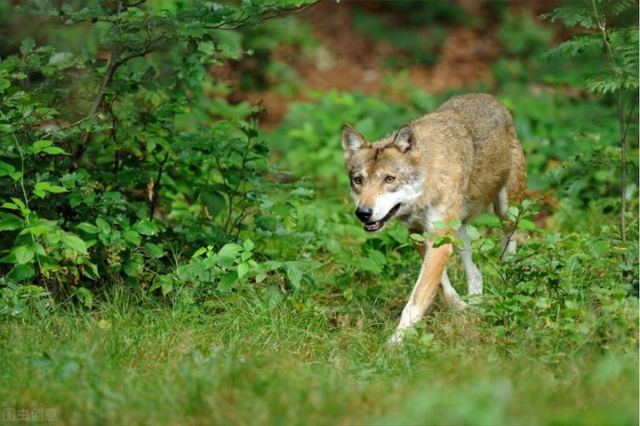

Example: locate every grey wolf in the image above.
[341,93,526,344]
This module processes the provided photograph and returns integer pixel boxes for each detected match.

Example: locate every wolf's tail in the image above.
[506,129,526,205]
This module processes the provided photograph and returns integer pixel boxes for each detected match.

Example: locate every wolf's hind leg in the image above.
[493,187,517,259]
[495,134,526,259]
[455,225,483,296]
[438,268,467,311]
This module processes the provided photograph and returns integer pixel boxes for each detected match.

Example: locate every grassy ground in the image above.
[1,290,637,426]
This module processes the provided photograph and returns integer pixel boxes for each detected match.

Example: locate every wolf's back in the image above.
[435,93,513,146]
[430,93,525,211]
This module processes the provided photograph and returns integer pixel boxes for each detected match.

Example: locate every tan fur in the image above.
[342,93,527,343]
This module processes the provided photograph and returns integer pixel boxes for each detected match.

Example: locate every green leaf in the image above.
[123,230,142,246]
[35,182,67,194]
[19,225,52,237]
[218,271,238,291]
[243,239,255,252]
[7,264,35,282]
[432,220,448,230]
[432,235,454,248]
[237,262,249,278]
[201,191,226,218]
[42,147,66,155]
[96,218,111,234]
[141,66,157,81]
[162,281,174,296]
[79,258,100,280]
[217,243,243,268]
[519,219,536,231]
[285,263,302,289]
[151,274,173,294]
[449,219,462,230]
[0,215,23,231]
[133,220,158,236]
[29,241,46,256]
[124,255,144,277]
[590,241,609,256]
[29,140,52,154]
[192,247,207,258]
[34,182,51,191]
[410,233,425,242]
[76,287,93,308]
[20,37,35,55]
[10,198,25,210]
[145,243,166,258]
[77,222,98,234]
[354,257,382,274]
[48,52,74,67]
[61,234,88,254]
[0,161,15,176]
[13,244,35,264]
[465,225,480,240]
[47,185,67,193]
[0,78,10,94]
[1,202,19,211]
[507,206,520,221]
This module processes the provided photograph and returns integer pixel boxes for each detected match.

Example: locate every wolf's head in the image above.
[341,124,424,232]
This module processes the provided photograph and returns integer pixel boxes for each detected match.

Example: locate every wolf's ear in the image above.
[393,125,415,153]
[342,124,369,157]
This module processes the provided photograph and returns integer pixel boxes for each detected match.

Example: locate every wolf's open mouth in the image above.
[363,203,401,233]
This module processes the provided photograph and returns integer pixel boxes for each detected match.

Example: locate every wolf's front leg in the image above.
[388,242,453,345]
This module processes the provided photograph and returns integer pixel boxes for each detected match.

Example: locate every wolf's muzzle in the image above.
[355,206,373,222]
[361,203,402,233]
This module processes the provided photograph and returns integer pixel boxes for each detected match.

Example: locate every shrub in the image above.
[0,0,314,310]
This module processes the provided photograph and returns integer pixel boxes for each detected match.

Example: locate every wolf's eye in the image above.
[385,176,396,183]
[353,176,363,185]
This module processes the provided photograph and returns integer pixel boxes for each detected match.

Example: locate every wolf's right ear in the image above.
[342,124,369,158]
[392,125,416,153]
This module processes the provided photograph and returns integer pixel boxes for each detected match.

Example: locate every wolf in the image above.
[341,93,526,344]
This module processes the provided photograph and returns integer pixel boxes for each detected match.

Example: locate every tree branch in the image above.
[69,52,119,172]
[204,2,316,31]
[150,151,170,220]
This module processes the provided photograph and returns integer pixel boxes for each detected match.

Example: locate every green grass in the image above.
[1,291,637,426]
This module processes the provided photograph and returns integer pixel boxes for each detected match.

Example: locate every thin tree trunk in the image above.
[592,0,629,268]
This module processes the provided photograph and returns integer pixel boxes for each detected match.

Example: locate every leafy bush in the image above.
[0,0,315,311]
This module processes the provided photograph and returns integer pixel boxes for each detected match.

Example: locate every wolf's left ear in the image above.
[393,125,416,153]
[342,124,369,157]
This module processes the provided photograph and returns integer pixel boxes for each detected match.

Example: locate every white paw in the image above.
[451,298,468,311]
[387,328,407,346]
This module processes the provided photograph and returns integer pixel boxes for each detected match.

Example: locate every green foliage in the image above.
[542,0,636,29]
[351,10,445,67]
[542,0,638,108]
[541,0,638,283]
[498,11,554,57]
[0,0,315,304]
[544,26,639,95]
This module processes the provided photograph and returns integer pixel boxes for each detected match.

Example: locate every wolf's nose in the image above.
[355,206,373,222]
